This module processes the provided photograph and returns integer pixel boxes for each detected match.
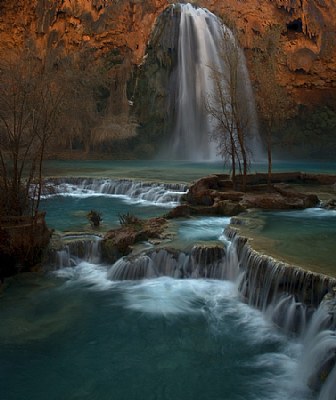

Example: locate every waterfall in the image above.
[50,220,336,397]
[169,3,260,160]
[225,227,336,398]
[235,239,335,311]
[297,304,336,398]
[49,234,102,268]
[44,177,188,206]
[107,245,239,281]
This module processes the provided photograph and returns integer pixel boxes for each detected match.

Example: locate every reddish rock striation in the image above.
[0,0,168,64]
[200,0,336,106]
[0,0,335,108]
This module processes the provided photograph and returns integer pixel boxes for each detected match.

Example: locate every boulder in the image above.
[166,205,193,218]
[242,191,319,210]
[167,173,335,219]
[185,189,214,206]
[322,198,336,210]
[102,217,167,263]
[214,201,246,216]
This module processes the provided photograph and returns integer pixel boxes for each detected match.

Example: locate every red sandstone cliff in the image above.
[202,0,336,106]
[0,0,335,106]
[0,0,167,63]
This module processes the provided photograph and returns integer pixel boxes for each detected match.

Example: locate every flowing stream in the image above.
[1,0,336,394]
[40,177,187,231]
[1,177,336,399]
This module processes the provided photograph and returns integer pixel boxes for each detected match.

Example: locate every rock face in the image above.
[0,0,167,64]
[0,0,335,106]
[0,0,335,156]
[101,217,167,263]
[201,0,336,105]
[167,172,334,218]
[0,213,52,281]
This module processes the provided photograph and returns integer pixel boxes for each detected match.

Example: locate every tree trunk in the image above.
[231,137,236,190]
[237,126,247,191]
[267,127,272,189]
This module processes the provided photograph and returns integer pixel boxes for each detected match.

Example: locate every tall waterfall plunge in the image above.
[168,4,260,160]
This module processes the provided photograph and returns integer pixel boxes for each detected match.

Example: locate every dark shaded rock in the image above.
[214,200,246,216]
[274,185,320,207]
[166,205,193,218]
[322,198,336,210]
[235,172,304,185]
[188,174,229,193]
[241,190,319,209]
[167,172,335,219]
[0,213,52,282]
[302,174,336,185]
[102,217,167,263]
[213,191,245,201]
[185,189,214,206]
[230,217,246,226]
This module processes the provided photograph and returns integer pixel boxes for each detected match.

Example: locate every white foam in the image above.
[43,179,187,208]
[54,261,113,290]
[120,278,234,316]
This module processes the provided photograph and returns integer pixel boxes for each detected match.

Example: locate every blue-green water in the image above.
[41,195,171,232]
[1,160,335,400]
[40,176,185,231]
[238,208,336,276]
[44,159,336,182]
[0,270,310,400]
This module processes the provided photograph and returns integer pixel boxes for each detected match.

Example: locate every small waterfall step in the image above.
[107,244,239,281]
[48,233,102,268]
[44,177,188,205]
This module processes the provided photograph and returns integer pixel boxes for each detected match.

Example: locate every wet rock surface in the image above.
[101,217,167,263]
[321,198,336,210]
[167,172,333,218]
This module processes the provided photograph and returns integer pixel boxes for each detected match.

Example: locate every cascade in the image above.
[230,230,336,312]
[297,304,336,398]
[44,177,188,206]
[49,222,336,397]
[50,234,102,268]
[107,245,234,281]
[168,3,260,160]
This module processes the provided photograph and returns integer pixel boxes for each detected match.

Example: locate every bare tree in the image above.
[253,26,295,186]
[51,49,105,153]
[206,25,252,191]
[0,49,68,217]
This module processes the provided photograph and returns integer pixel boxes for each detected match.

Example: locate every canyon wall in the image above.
[0,0,167,63]
[0,0,335,156]
[201,0,336,106]
[1,0,334,104]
